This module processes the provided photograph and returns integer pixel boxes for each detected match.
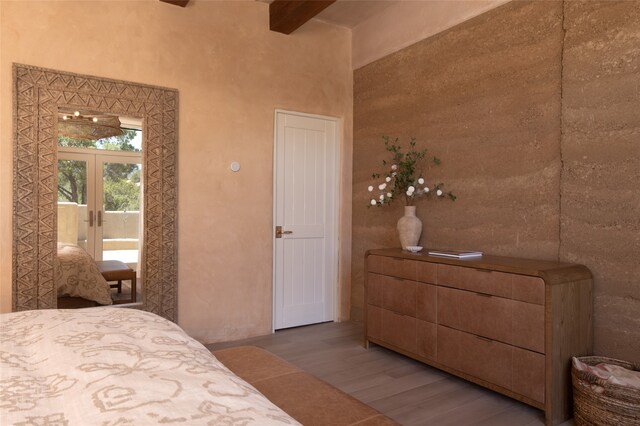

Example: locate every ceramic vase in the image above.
[397,206,422,249]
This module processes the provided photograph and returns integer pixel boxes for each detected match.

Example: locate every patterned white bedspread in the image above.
[0,308,299,425]
[56,243,112,305]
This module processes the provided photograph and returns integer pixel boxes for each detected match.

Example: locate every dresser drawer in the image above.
[436,263,460,288]
[458,267,512,298]
[460,331,513,391]
[438,286,512,345]
[438,287,545,353]
[438,263,511,298]
[382,309,417,353]
[436,324,460,370]
[513,346,545,404]
[382,257,417,281]
[416,282,437,323]
[416,261,437,284]
[438,264,545,305]
[367,305,383,340]
[417,319,437,360]
[438,263,512,296]
[437,325,513,391]
[438,326,545,403]
[512,275,545,305]
[382,276,417,316]
[367,255,385,274]
[366,273,383,307]
[512,300,545,353]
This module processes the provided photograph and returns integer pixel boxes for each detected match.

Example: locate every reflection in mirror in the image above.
[13,64,178,319]
[58,110,123,140]
[56,109,143,307]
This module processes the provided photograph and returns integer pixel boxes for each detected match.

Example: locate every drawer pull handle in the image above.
[476,292,493,298]
[475,335,493,343]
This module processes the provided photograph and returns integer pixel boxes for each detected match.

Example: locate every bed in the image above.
[56,242,112,306]
[0,308,299,425]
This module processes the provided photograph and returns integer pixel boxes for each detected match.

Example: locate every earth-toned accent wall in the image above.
[561,1,640,362]
[353,0,640,363]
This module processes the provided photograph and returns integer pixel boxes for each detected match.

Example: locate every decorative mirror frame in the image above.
[13,64,178,321]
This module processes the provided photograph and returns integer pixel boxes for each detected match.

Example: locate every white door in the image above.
[273,111,339,330]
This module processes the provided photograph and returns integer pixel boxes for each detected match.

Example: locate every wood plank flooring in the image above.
[206,321,574,426]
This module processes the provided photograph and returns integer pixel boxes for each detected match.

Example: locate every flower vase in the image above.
[397,206,422,249]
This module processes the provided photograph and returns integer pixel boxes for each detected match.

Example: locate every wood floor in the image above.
[206,321,574,426]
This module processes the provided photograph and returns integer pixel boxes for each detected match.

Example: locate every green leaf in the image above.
[366,135,456,207]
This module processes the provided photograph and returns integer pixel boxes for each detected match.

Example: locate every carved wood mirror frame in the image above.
[13,64,178,321]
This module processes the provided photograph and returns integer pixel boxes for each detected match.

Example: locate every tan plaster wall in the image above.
[561,0,640,363]
[0,0,8,314]
[351,0,510,70]
[0,0,353,343]
[353,0,640,363]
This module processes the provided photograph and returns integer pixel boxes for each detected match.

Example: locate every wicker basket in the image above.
[572,356,640,426]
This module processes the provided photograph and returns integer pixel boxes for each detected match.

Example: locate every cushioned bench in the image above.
[95,260,136,304]
[212,346,399,426]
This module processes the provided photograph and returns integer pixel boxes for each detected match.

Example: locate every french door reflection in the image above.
[57,153,142,269]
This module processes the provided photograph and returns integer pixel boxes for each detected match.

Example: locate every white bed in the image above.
[0,308,299,425]
[56,242,113,305]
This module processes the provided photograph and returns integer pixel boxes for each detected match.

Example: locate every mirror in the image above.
[13,64,179,321]
[56,109,143,305]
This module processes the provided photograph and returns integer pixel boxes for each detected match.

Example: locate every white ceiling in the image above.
[258,0,396,29]
[313,1,396,29]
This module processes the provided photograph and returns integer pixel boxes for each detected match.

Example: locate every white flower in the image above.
[379,183,386,191]
[392,172,397,177]
[391,164,398,171]
[408,185,415,192]
[379,194,385,200]
[370,199,377,206]
[385,176,391,182]
[418,178,424,185]
[406,190,412,196]
[424,187,430,193]
[437,189,443,196]
[368,186,373,192]
[387,192,392,198]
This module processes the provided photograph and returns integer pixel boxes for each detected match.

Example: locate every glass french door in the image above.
[57,151,142,268]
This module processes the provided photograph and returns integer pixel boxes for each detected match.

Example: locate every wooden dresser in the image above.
[364,248,593,426]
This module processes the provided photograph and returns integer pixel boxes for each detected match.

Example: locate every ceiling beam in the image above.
[269,0,336,35]
[160,0,189,7]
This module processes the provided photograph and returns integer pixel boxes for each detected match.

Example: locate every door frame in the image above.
[271,109,341,332]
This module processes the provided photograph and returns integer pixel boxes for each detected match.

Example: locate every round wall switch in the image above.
[230,161,241,172]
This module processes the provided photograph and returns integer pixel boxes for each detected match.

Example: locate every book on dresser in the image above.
[428,249,483,259]
[364,248,593,426]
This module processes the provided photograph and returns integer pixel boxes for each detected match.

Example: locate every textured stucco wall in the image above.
[353,0,640,363]
[352,1,563,320]
[561,0,640,363]
[0,1,353,343]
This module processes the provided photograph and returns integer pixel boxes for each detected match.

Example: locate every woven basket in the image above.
[572,356,640,426]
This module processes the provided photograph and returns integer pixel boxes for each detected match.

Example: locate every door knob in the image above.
[275,226,293,238]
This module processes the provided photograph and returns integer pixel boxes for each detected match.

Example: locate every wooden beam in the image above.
[160,0,189,7]
[269,0,336,35]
